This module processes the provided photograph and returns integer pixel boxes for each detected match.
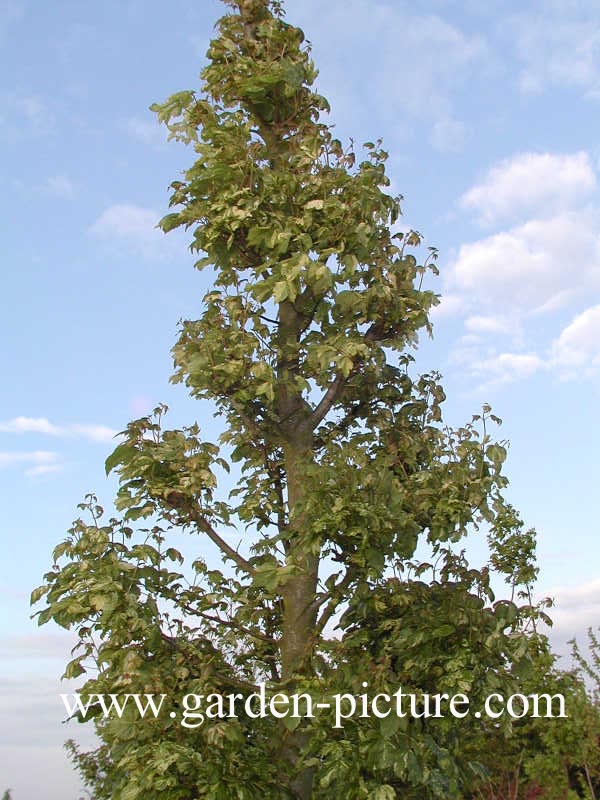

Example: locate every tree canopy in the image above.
[31,2,585,799]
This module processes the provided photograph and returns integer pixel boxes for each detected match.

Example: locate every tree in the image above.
[32,1,548,798]
[469,636,600,800]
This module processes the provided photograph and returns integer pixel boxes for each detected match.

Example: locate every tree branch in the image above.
[308,323,385,431]
[314,567,357,636]
[166,494,256,576]
[309,373,346,431]
[161,630,259,693]
[191,510,256,576]
[313,399,372,450]
[184,602,276,644]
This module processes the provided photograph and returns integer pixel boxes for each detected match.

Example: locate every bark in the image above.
[276,300,319,799]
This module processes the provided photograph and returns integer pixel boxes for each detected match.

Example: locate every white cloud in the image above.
[447,333,488,368]
[470,352,545,386]
[123,115,165,147]
[464,315,513,334]
[69,423,118,442]
[13,93,53,134]
[429,293,464,319]
[510,3,600,97]
[91,203,157,239]
[10,174,77,201]
[551,577,600,612]
[1,632,76,660]
[429,117,467,153]
[551,304,600,375]
[42,173,76,198]
[448,150,600,386]
[89,203,171,259]
[371,10,487,120]
[449,210,600,316]
[0,643,97,798]
[451,305,600,388]
[25,463,64,477]
[289,0,487,145]
[544,578,600,656]
[460,152,596,226]
[0,635,98,800]
[0,416,62,435]
[0,450,59,473]
[0,416,117,442]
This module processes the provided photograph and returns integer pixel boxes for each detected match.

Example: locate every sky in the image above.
[1,0,600,796]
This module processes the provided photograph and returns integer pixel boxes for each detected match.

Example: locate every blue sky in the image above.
[2,0,600,796]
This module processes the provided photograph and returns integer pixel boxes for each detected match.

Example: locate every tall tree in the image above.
[33,1,546,798]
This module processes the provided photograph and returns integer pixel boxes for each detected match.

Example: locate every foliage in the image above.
[469,637,600,800]
[572,628,600,701]
[32,1,556,798]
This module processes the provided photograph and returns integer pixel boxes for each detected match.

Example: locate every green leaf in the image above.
[368,784,396,800]
[272,282,289,302]
[380,712,401,738]
[105,444,137,476]
[281,714,301,732]
[63,658,86,679]
[30,585,48,605]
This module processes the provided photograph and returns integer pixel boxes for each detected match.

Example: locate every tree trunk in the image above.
[277,301,319,799]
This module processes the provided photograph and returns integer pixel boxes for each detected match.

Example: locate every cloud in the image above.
[123,115,165,147]
[90,203,157,240]
[470,352,545,386]
[42,174,76,198]
[13,93,54,134]
[460,152,596,226]
[0,645,97,798]
[429,117,467,153]
[89,203,172,259]
[0,450,58,467]
[449,210,600,317]
[464,315,514,334]
[447,333,487,367]
[0,418,119,477]
[25,463,64,477]
[446,149,600,387]
[0,634,97,800]
[290,0,487,146]
[429,293,464,319]
[0,450,60,475]
[10,174,77,201]
[543,577,600,657]
[2,631,78,662]
[551,577,600,614]
[69,423,118,442]
[450,305,600,388]
[0,416,62,435]
[0,416,117,442]
[510,2,600,97]
[386,12,486,120]
[551,304,600,375]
